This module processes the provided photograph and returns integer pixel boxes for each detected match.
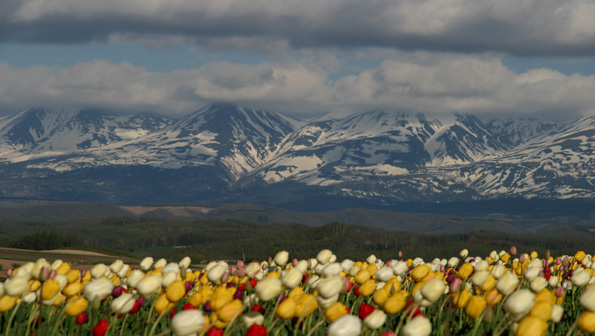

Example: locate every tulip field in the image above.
[1,248,595,336]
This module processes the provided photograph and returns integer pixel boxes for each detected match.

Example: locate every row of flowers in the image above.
[1,247,595,335]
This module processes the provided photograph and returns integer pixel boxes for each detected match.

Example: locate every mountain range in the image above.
[1,103,594,217]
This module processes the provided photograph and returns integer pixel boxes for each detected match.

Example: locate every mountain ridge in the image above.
[0,103,593,212]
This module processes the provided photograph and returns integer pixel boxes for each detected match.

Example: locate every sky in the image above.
[1,0,594,121]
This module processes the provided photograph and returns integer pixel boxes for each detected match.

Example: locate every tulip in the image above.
[90,264,108,279]
[4,277,30,297]
[140,257,154,271]
[31,258,51,280]
[578,311,595,333]
[255,277,282,301]
[458,263,474,280]
[328,314,361,336]
[76,312,89,325]
[136,274,162,297]
[217,299,243,322]
[243,311,265,328]
[505,289,535,321]
[460,249,469,259]
[321,262,342,278]
[295,294,318,318]
[402,316,432,336]
[273,251,289,267]
[383,291,409,314]
[317,275,343,299]
[153,258,167,269]
[83,278,114,302]
[580,285,595,312]
[452,289,472,309]
[92,319,110,336]
[166,281,186,303]
[246,324,267,336]
[0,295,17,313]
[364,309,387,330]
[325,302,348,322]
[420,278,445,303]
[496,272,519,296]
[571,270,591,287]
[317,249,333,265]
[162,271,179,288]
[358,279,376,297]
[154,293,174,314]
[466,295,486,319]
[63,295,89,316]
[22,291,37,303]
[515,316,547,336]
[110,293,135,314]
[529,301,552,321]
[171,309,205,336]
[411,265,431,282]
[373,288,390,306]
[276,297,297,319]
[550,304,564,322]
[281,268,303,290]
[179,256,191,270]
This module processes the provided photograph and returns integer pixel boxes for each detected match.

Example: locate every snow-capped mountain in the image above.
[0,103,592,207]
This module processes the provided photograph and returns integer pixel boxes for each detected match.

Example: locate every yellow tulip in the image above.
[354,269,371,285]
[485,289,502,306]
[578,311,595,333]
[529,301,552,321]
[465,295,486,319]
[295,294,318,318]
[276,298,297,319]
[325,302,348,322]
[366,264,378,274]
[29,280,41,292]
[575,251,586,263]
[63,282,84,297]
[41,279,61,301]
[154,293,174,314]
[166,281,186,303]
[266,271,281,279]
[358,279,376,297]
[373,288,390,306]
[383,291,409,314]
[66,270,80,283]
[480,274,497,292]
[0,295,17,313]
[515,316,547,336]
[411,265,431,283]
[187,292,203,307]
[452,289,472,309]
[534,289,555,305]
[288,286,304,302]
[211,287,234,310]
[458,264,474,280]
[217,299,243,322]
[56,262,71,275]
[501,253,511,263]
[64,296,88,317]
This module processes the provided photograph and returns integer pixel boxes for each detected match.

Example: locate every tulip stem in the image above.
[120,313,130,336]
[564,318,579,336]
[148,310,167,336]
[24,304,39,336]
[49,310,66,336]
[305,318,325,336]
[4,300,21,336]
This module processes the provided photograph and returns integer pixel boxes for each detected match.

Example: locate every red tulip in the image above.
[358,303,375,319]
[92,319,110,336]
[246,324,267,336]
[206,327,224,336]
[75,312,89,325]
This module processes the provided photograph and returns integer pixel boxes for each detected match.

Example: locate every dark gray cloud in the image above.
[2,0,594,56]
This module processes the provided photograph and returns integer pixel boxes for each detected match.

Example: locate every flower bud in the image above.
[153,258,167,269]
[110,260,124,273]
[179,257,191,270]
[281,268,303,290]
[530,277,547,293]
[580,285,595,312]
[321,263,342,278]
[172,309,205,336]
[242,311,264,329]
[140,257,154,271]
[317,249,333,265]
[111,293,135,314]
[136,274,162,297]
[551,304,564,322]
[496,272,519,296]
[83,278,114,302]
[402,316,432,336]
[421,278,445,304]
[460,249,469,259]
[364,309,386,330]
[254,277,282,301]
[505,289,535,321]
[4,277,30,297]
[317,275,343,299]
[571,271,591,287]
[273,251,289,267]
[328,314,361,336]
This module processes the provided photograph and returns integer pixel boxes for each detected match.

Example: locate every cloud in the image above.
[1,54,594,120]
[2,0,594,57]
